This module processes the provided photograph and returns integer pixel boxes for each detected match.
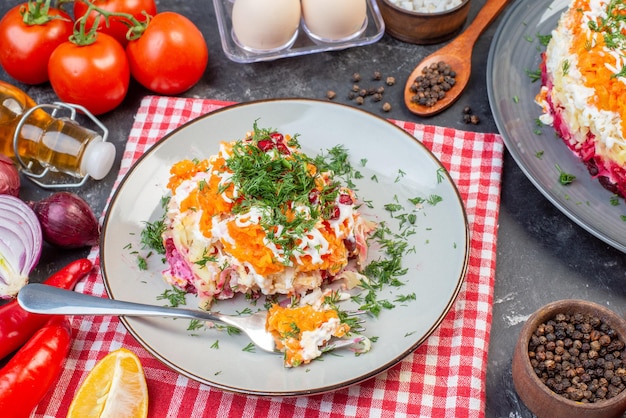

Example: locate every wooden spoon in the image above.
[404,0,510,117]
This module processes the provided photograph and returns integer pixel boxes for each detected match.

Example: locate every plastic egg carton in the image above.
[212,0,385,63]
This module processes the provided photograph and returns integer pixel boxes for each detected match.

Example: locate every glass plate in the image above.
[487,0,626,253]
[101,99,469,396]
[212,0,385,63]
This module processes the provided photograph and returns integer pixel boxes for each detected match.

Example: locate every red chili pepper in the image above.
[0,316,72,418]
[0,258,92,360]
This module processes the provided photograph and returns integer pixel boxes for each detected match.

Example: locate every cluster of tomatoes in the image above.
[0,0,209,115]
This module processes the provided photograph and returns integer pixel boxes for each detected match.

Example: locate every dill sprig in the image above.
[222,123,352,261]
[157,286,187,307]
[140,196,169,255]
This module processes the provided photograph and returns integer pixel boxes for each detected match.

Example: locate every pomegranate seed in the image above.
[308,189,320,205]
[257,139,275,151]
[276,142,291,154]
[328,205,340,220]
[338,193,353,205]
[270,132,284,142]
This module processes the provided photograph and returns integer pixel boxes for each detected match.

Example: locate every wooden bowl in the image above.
[512,299,626,418]
[375,0,471,44]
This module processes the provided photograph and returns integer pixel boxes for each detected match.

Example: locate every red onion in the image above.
[0,154,20,197]
[30,192,100,249]
[0,195,43,298]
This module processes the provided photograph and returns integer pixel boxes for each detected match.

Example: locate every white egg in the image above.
[301,0,367,41]
[231,0,301,52]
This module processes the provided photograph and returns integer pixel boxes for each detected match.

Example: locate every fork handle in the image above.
[17,283,222,323]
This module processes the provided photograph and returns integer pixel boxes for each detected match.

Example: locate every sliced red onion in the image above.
[30,192,100,248]
[0,154,20,197]
[0,195,43,298]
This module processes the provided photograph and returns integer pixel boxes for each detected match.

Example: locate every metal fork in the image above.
[17,283,365,354]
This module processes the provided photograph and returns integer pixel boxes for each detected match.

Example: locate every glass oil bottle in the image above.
[0,80,115,188]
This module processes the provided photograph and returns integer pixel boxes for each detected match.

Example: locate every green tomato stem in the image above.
[65,0,151,46]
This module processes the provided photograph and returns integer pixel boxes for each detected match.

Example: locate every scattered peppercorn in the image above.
[409,61,456,107]
[528,312,626,403]
[334,70,396,113]
[462,106,480,125]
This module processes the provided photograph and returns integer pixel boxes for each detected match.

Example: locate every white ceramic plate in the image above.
[487,0,626,253]
[101,99,469,396]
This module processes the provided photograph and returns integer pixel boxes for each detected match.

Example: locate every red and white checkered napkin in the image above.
[35,96,503,418]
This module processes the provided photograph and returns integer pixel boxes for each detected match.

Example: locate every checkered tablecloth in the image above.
[34,96,504,418]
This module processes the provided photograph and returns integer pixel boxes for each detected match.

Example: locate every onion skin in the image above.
[30,192,100,248]
[0,154,19,197]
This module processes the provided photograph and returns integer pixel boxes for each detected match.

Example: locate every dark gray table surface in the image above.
[2,0,625,416]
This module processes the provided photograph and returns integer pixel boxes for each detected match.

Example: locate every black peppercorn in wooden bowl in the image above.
[512,299,626,418]
[375,0,471,45]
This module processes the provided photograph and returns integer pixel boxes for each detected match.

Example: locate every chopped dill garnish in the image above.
[395,293,417,303]
[140,219,166,255]
[526,68,542,82]
[137,255,148,271]
[188,319,204,331]
[436,167,445,184]
[194,248,218,268]
[536,33,552,46]
[157,287,187,307]
[427,194,443,206]
[236,307,253,316]
[556,164,576,185]
[214,324,241,336]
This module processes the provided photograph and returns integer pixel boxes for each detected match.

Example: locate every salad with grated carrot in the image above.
[161,122,376,311]
[536,0,626,197]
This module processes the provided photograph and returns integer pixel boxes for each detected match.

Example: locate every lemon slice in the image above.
[67,347,148,418]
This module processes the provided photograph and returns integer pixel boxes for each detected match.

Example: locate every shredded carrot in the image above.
[167,159,209,192]
[568,0,626,137]
[296,225,348,274]
[266,304,349,366]
[222,221,284,276]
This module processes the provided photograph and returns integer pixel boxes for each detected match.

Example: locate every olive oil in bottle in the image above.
[0,80,115,181]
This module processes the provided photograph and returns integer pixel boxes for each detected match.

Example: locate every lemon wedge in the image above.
[67,347,148,418]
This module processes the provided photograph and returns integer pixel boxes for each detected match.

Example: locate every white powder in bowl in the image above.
[390,0,463,13]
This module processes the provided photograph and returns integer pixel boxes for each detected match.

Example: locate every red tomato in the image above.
[0,3,73,85]
[73,0,157,47]
[48,33,130,115]
[126,12,208,95]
